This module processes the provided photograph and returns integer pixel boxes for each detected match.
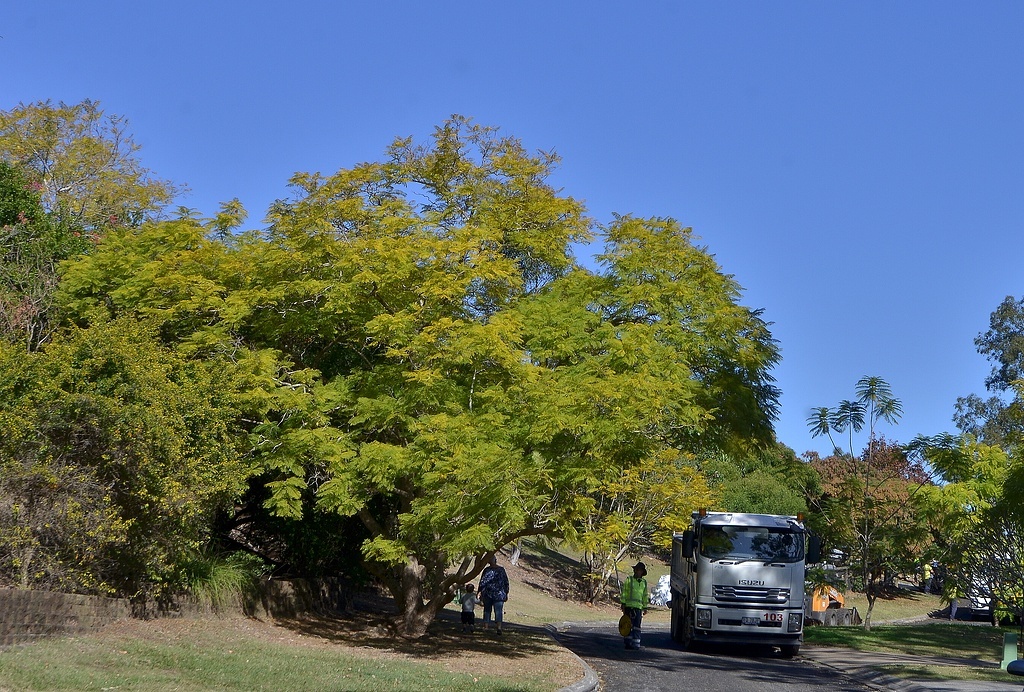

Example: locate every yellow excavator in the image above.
[807,585,861,626]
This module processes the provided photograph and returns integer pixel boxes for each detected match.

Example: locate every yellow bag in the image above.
[618,614,632,637]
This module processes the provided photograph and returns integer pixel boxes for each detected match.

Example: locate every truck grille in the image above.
[718,618,783,628]
[714,585,790,603]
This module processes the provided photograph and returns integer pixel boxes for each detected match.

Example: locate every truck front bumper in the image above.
[693,604,803,646]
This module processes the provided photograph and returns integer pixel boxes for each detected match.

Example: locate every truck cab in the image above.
[670,511,820,657]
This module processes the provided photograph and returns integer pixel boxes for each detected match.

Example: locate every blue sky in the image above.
[3,2,1022,457]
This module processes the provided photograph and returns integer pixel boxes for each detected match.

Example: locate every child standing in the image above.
[460,583,482,633]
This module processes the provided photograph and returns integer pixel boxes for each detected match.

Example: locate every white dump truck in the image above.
[669,510,821,657]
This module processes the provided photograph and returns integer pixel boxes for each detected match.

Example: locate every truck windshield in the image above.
[700,526,803,562]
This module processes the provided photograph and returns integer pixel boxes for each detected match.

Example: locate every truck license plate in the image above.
[741,617,759,625]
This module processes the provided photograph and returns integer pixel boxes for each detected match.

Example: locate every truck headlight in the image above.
[788,612,803,633]
[696,608,712,629]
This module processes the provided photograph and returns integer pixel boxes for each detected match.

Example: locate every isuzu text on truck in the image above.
[669,510,821,657]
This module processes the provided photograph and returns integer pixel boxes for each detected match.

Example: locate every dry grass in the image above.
[0,614,584,691]
[841,589,946,622]
[0,543,611,691]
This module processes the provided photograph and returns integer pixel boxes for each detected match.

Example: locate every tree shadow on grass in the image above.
[270,591,561,661]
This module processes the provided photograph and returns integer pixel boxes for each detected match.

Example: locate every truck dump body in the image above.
[670,512,815,656]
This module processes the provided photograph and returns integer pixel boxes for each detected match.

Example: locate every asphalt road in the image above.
[552,622,872,692]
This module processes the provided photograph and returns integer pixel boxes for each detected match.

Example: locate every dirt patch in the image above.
[500,540,646,608]
[502,544,589,601]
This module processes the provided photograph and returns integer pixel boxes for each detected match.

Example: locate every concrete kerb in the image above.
[544,624,600,692]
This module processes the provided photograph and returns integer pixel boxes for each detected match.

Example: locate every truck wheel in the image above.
[779,644,799,658]
[670,594,680,642]
[678,603,694,650]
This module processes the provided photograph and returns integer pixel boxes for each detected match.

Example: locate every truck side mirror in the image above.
[681,530,694,558]
[807,535,822,564]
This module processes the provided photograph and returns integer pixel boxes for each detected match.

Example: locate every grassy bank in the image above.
[804,621,1005,660]
[0,616,579,691]
[880,663,1018,685]
[0,540,604,691]
[840,589,944,622]
[804,620,1019,685]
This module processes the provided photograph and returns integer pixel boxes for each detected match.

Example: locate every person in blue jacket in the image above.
[478,554,510,635]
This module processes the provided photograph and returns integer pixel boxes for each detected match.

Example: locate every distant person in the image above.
[478,554,510,635]
[949,592,959,621]
[460,583,482,633]
[620,561,649,650]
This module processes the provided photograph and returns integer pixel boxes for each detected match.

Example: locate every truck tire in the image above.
[779,644,799,658]
[680,618,695,650]
[670,593,680,642]
[671,593,692,647]
[676,598,694,650]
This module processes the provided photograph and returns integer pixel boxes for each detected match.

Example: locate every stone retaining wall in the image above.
[0,578,348,647]
[243,577,348,619]
[0,587,131,647]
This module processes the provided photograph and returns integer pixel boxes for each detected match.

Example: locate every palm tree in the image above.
[806,407,839,453]
[856,375,904,437]
[807,375,904,630]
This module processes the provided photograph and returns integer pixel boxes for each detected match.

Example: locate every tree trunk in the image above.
[18,545,35,589]
[863,587,876,631]
[394,600,443,638]
[388,555,457,638]
[862,567,880,631]
[859,532,873,630]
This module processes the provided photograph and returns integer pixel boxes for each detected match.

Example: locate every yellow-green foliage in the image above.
[0,100,178,232]
[54,117,780,633]
[920,436,1024,620]
[0,319,248,595]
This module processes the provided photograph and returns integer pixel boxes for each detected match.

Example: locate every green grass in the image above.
[804,622,1005,661]
[840,589,945,622]
[0,539,592,692]
[0,621,559,691]
[803,621,1024,686]
[801,586,1024,686]
[879,664,1018,685]
[180,550,268,613]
